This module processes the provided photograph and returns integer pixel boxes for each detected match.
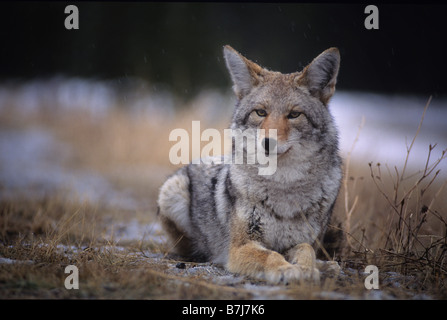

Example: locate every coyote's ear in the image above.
[301,48,340,105]
[223,45,264,99]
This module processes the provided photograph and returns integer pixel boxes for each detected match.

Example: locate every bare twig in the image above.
[329,224,374,254]
[343,116,365,249]
[401,95,432,181]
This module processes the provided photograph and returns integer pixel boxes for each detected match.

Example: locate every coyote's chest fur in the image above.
[231,164,341,254]
[158,45,343,284]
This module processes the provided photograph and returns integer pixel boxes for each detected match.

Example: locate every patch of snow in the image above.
[0,127,140,210]
[107,220,166,244]
[331,92,447,173]
[0,256,33,265]
[314,291,353,300]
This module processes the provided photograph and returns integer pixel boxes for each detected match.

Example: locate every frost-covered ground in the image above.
[105,219,434,300]
[0,78,446,299]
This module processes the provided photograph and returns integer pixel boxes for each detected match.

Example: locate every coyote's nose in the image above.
[262,138,276,155]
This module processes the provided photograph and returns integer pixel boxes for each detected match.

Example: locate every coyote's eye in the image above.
[255,109,267,117]
[287,110,302,119]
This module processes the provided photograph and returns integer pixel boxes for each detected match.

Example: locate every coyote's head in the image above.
[223,45,341,177]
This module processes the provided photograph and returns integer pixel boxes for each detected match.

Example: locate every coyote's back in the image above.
[158,45,342,284]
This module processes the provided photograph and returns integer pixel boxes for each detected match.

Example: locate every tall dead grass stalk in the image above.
[343,116,365,251]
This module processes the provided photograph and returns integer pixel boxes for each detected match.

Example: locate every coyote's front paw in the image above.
[299,265,321,282]
[264,264,301,284]
[316,260,341,277]
[265,264,320,284]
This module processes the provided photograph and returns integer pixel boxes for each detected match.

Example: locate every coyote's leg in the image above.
[285,243,320,282]
[316,259,341,276]
[158,171,194,258]
[227,216,305,284]
[227,240,304,284]
[159,214,194,258]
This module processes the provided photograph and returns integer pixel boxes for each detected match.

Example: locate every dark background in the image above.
[1,2,446,99]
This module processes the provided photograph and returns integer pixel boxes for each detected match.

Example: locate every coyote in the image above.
[158,45,342,284]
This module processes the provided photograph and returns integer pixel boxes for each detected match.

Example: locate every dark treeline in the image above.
[1,2,446,99]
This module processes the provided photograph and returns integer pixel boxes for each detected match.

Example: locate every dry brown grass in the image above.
[327,97,447,297]
[0,91,446,299]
